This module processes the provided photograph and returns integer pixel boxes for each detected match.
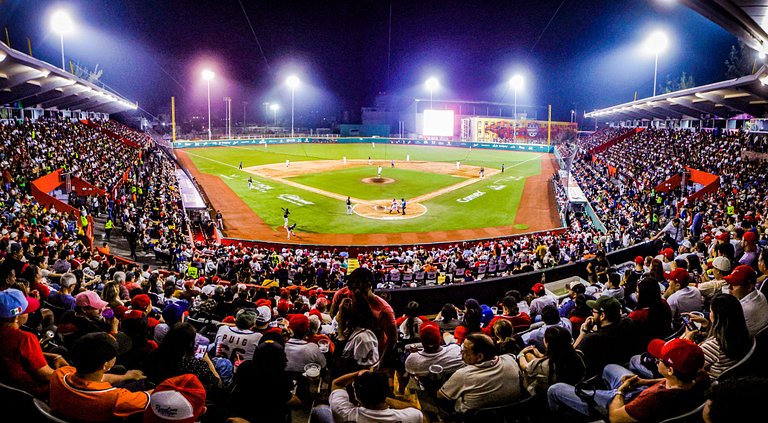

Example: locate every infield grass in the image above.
[287,167,464,201]
[182,143,543,234]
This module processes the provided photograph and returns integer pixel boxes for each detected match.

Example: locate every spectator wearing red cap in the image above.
[405,322,464,382]
[529,282,557,321]
[285,314,326,373]
[144,374,207,423]
[0,288,67,397]
[663,267,703,320]
[738,231,759,269]
[658,247,676,272]
[549,338,708,422]
[724,265,768,337]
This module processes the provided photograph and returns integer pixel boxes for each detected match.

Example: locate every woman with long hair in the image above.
[629,277,673,346]
[518,325,585,396]
[493,319,524,356]
[757,248,768,289]
[338,291,380,372]
[683,293,752,380]
[647,258,665,283]
[398,301,423,340]
[143,322,221,389]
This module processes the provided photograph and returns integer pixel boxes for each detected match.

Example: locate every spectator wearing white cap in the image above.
[698,257,731,305]
[144,374,207,423]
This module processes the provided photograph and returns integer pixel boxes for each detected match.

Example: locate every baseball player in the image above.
[286,159,290,168]
[389,198,398,214]
[248,176,253,190]
[238,160,243,170]
[282,207,290,227]
[287,222,297,239]
[377,166,382,178]
[368,156,372,165]
[401,198,407,215]
[456,161,460,170]
[391,159,395,168]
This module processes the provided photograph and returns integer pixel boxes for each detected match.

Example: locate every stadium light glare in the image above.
[644,31,669,97]
[50,10,74,70]
[508,74,524,142]
[425,77,439,108]
[286,76,300,137]
[270,103,279,125]
[202,70,215,140]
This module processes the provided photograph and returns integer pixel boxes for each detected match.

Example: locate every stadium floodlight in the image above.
[202,70,215,140]
[509,74,524,142]
[286,76,300,137]
[51,10,74,70]
[425,77,439,108]
[270,103,280,125]
[644,31,669,97]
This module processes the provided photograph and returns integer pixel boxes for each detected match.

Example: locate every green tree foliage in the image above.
[658,72,696,94]
[724,41,755,79]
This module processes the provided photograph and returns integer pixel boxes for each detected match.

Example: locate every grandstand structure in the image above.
[0,41,137,121]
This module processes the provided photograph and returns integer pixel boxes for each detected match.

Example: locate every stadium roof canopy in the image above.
[0,42,137,114]
[585,65,768,121]
[682,0,768,54]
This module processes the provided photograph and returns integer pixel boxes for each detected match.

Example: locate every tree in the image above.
[657,72,696,94]
[724,41,755,79]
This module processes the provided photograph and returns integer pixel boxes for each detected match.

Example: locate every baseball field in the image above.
[175,142,561,245]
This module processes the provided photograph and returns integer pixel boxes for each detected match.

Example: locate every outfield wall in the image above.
[172,137,554,153]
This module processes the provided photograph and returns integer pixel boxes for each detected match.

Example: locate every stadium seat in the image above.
[425,271,438,286]
[454,268,466,281]
[390,272,402,284]
[413,271,426,285]
[716,337,757,381]
[457,394,538,423]
[476,264,487,278]
[401,273,413,284]
[0,381,36,419]
[487,261,498,276]
[33,398,71,423]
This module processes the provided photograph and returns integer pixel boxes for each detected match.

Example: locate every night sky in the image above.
[1,0,740,125]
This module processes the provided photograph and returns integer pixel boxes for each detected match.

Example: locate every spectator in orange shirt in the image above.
[50,332,151,422]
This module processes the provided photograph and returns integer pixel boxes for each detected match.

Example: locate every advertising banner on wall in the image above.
[464,118,577,143]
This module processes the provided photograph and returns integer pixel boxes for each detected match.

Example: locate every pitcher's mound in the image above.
[362,177,395,184]
[353,202,427,220]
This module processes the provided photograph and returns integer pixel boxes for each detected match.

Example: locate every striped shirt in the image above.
[699,337,736,381]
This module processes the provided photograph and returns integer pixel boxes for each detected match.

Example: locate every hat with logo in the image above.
[586,296,621,316]
[144,374,207,423]
[235,308,258,329]
[634,256,644,265]
[254,305,272,324]
[162,303,184,326]
[0,289,39,319]
[715,231,730,241]
[724,265,757,287]
[647,338,704,376]
[664,268,690,285]
[711,256,731,272]
[531,283,545,294]
[75,291,108,309]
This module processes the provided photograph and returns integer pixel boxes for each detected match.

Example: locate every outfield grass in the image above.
[182,144,542,234]
[287,166,464,201]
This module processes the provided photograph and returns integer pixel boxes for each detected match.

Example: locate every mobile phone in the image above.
[682,315,696,331]
[194,344,207,359]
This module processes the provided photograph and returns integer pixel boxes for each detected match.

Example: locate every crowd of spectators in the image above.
[2,118,768,422]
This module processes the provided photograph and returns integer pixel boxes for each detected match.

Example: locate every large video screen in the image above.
[423,109,454,137]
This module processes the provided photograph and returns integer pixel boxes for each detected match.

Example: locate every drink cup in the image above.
[428,364,444,381]
[304,363,321,380]
[318,339,330,353]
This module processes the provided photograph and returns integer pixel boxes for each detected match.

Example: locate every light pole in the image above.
[202,70,215,140]
[644,31,668,97]
[51,10,74,71]
[286,76,300,137]
[270,104,279,126]
[509,75,524,142]
[224,97,232,139]
[242,101,248,126]
[262,102,270,124]
[425,77,439,109]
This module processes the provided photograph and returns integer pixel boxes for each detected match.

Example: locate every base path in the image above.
[176,150,562,246]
